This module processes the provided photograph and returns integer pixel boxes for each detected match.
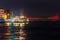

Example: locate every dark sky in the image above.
[0,0,60,17]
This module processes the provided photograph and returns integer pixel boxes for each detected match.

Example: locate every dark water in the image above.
[0,20,60,40]
[25,21,60,40]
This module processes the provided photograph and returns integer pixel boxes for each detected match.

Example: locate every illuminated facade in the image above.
[0,8,10,40]
[0,9,10,20]
[12,14,29,40]
[0,8,29,40]
[19,15,29,40]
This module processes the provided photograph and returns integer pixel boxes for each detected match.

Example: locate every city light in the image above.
[6,22,11,26]
[20,15,25,18]
[13,23,20,26]
[11,14,29,40]
[0,8,59,40]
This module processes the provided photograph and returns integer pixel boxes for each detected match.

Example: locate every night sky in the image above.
[0,0,60,17]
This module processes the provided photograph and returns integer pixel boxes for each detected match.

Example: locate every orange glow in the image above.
[0,9,10,20]
[6,22,11,26]
[1,13,10,20]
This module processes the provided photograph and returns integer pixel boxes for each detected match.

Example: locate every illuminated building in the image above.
[12,11,29,40]
[0,9,10,20]
[0,8,10,40]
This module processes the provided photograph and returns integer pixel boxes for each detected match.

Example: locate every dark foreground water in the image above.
[0,21,60,40]
[25,21,60,40]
